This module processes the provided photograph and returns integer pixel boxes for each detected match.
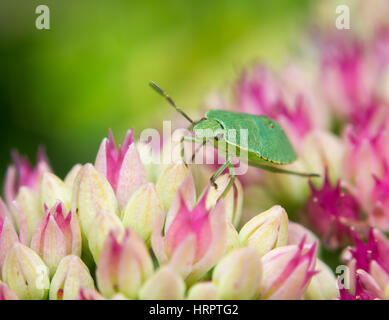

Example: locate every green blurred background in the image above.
[0,0,312,184]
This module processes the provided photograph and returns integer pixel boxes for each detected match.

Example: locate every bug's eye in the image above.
[269,122,274,129]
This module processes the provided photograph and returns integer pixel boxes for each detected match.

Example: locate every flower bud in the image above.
[31,202,81,276]
[152,189,227,283]
[39,172,71,211]
[95,130,147,210]
[212,247,262,300]
[187,282,219,300]
[137,141,160,183]
[64,164,82,190]
[156,161,192,212]
[299,130,345,185]
[11,186,42,244]
[239,205,288,257]
[71,163,118,237]
[206,174,243,227]
[121,183,164,245]
[2,243,50,300]
[259,240,317,300]
[78,288,105,300]
[4,148,50,206]
[304,259,339,300]
[87,211,124,261]
[138,266,186,300]
[111,293,128,300]
[0,197,14,224]
[0,281,19,300]
[226,221,240,253]
[96,229,153,299]
[288,221,320,247]
[49,255,94,300]
[0,215,19,270]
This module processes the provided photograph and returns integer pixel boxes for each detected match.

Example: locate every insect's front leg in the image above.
[209,159,231,190]
[180,135,205,166]
[219,161,236,198]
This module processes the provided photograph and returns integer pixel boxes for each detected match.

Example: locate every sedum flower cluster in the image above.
[0,131,331,300]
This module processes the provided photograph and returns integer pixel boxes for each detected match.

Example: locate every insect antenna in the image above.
[149,81,194,124]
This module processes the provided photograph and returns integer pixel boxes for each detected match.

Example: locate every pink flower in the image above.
[95,129,147,210]
[260,238,318,300]
[321,38,376,119]
[343,123,389,208]
[152,188,227,283]
[30,201,81,276]
[339,228,389,299]
[350,229,389,276]
[338,278,378,300]
[3,148,51,206]
[307,169,360,249]
[234,65,312,149]
[235,65,281,117]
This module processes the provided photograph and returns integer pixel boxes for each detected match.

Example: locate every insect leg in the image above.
[191,140,206,163]
[210,159,232,190]
[219,160,236,199]
[179,135,204,166]
[182,135,210,164]
[179,135,188,167]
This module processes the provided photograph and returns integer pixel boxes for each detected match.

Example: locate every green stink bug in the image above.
[149,81,319,195]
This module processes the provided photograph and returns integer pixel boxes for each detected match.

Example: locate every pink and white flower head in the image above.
[4,147,51,206]
[260,238,318,300]
[95,129,147,210]
[343,122,389,208]
[152,187,227,284]
[234,65,313,150]
[307,169,360,250]
[320,38,376,119]
[339,228,389,300]
[235,65,280,116]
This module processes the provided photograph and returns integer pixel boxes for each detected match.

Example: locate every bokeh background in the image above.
[0,0,314,185]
